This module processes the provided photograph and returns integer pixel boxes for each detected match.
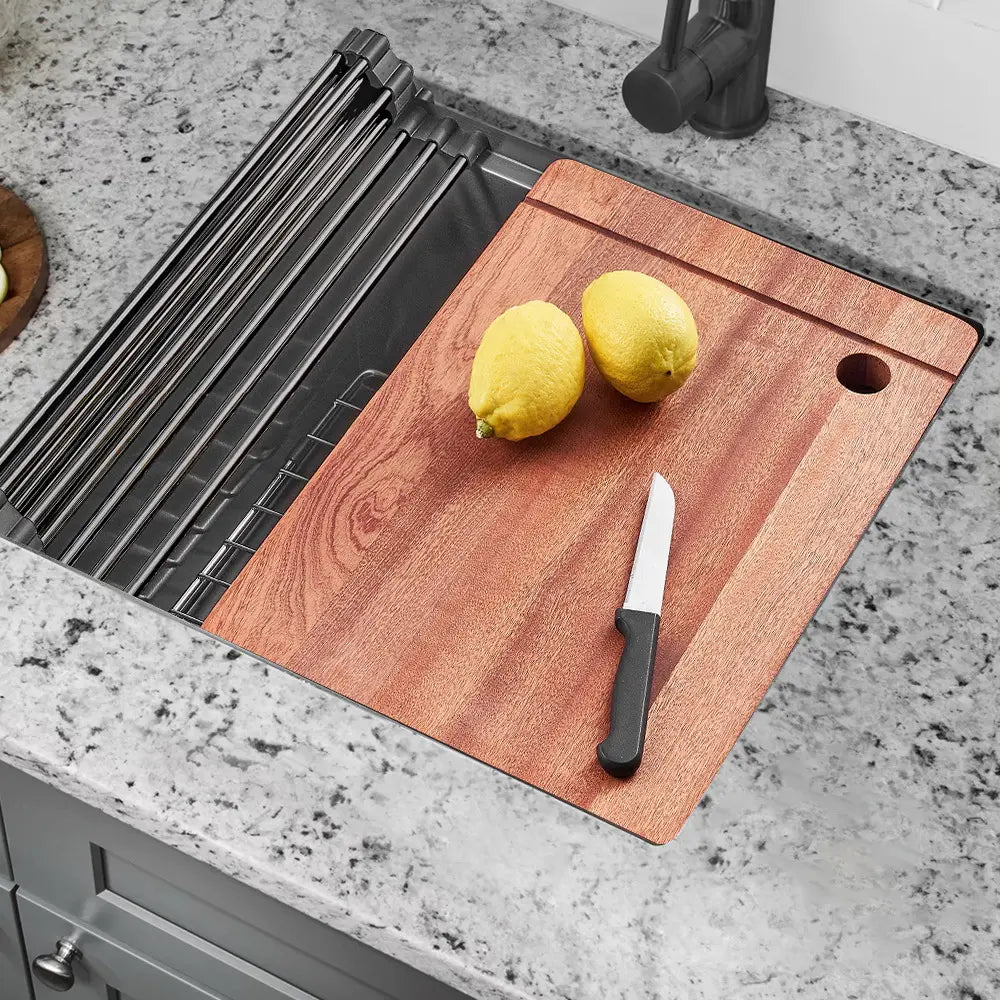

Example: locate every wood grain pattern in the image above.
[0,186,48,351]
[204,160,976,843]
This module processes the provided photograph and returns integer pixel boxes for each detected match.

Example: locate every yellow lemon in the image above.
[582,270,698,402]
[468,301,585,441]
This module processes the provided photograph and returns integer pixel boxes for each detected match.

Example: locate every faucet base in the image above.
[623,0,775,140]
[690,98,769,139]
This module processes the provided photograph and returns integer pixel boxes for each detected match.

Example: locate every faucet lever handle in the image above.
[659,0,692,71]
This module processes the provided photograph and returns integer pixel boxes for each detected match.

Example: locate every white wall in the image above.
[550,0,1000,166]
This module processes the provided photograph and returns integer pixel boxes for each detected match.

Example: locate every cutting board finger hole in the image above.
[836,353,892,394]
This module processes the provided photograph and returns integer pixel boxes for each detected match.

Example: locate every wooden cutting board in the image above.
[205,159,977,843]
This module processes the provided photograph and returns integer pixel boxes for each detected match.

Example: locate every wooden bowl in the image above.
[0,185,48,350]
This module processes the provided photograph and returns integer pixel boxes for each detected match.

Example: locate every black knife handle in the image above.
[597,608,660,779]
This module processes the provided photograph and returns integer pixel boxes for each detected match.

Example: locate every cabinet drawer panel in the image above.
[95,852,391,1000]
[19,892,225,1000]
[0,764,468,1000]
[0,879,33,1000]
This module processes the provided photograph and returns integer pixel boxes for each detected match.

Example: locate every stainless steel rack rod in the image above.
[35,97,394,535]
[125,152,467,595]
[2,60,369,501]
[59,123,410,562]
[0,51,346,479]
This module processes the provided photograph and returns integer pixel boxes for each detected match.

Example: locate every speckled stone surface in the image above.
[1,1,998,998]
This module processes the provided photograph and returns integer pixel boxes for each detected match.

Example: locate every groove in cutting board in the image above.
[204,160,977,844]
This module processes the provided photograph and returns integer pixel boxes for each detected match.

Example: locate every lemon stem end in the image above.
[475,419,495,439]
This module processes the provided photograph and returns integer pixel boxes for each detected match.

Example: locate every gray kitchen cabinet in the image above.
[1,877,33,1000]
[0,764,469,1000]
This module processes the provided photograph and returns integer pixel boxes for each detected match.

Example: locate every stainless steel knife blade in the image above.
[622,472,675,616]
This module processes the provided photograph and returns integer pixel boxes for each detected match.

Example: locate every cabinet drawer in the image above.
[1,878,33,1000]
[0,764,468,1000]
[20,891,229,999]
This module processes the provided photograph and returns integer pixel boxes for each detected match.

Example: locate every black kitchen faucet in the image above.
[623,0,776,138]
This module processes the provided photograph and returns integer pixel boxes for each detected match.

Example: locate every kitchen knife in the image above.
[597,472,675,779]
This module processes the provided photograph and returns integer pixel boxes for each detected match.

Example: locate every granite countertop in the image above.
[1,1,998,998]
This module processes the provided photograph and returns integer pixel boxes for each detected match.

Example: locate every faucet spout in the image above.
[623,0,776,139]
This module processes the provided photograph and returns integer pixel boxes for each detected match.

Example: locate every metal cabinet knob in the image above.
[32,939,81,992]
